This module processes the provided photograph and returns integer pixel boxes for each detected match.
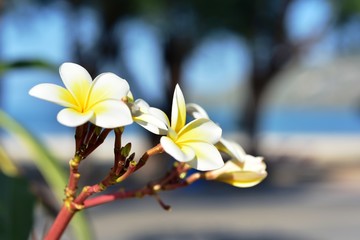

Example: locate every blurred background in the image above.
[1,0,360,239]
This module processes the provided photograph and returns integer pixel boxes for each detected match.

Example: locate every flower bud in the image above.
[206,155,267,188]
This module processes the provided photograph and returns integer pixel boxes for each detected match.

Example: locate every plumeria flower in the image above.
[206,153,267,188]
[29,62,133,128]
[160,85,224,171]
[126,92,168,135]
[208,138,267,188]
[187,103,267,187]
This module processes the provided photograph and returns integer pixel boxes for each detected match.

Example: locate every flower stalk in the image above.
[45,140,165,240]
[135,143,164,171]
[83,163,201,209]
[28,63,267,240]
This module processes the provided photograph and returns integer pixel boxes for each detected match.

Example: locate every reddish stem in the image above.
[65,155,81,201]
[84,187,153,209]
[44,205,75,240]
[135,143,163,171]
[83,168,202,209]
[45,143,165,239]
[45,183,105,240]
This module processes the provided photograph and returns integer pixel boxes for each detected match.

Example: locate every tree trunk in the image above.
[241,0,292,154]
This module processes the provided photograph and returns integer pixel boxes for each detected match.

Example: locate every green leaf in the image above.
[0,110,91,240]
[0,110,66,201]
[121,143,132,158]
[0,172,36,240]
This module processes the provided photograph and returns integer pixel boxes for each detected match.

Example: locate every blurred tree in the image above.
[2,0,359,151]
[190,0,295,152]
[133,0,360,153]
[60,0,360,153]
[132,0,313,152]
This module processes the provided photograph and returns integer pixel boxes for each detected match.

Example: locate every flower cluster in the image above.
[29,62,267,185]
[29,62,268,239]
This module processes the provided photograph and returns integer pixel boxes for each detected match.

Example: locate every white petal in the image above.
[87,73,130,109]
[180,145,196,162]
[29,83,78,109]
[149,107,170,128]
[59,63,92,107]
[242,156,266,172]
[205,160,241,179]
[171,84,186,132]
[223,160,242,170]
[57,108,93,127]
[217,156,267,187]
[178,118,222,144]
[90,99,133,128]
[185,141,224,171]
[160,136,195,162]
[134,99,150,112]
[134,113,168,135]
[217,138,246,161]
[186,103,209,119]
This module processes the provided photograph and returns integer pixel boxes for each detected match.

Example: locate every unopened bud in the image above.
[127,152,136,163]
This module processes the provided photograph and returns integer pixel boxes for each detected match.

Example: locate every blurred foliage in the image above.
[0,60,57,76]
[332,0,360,23]
[0,172,35,240]
[0,110,67,201]
[0,110,91,240]
[0,137,33,240]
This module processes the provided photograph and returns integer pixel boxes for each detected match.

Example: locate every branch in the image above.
[83,165,202,209]
[135,143,163,171]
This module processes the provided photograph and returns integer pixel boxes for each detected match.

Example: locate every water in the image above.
[259,109,360,133]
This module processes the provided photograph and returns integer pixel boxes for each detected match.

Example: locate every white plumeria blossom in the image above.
[187,103,267,187]
[209,138,267,187]
[29,62,133,128]
[209,149,267,188]
[160,85,224,171]
[126,92,169,135]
